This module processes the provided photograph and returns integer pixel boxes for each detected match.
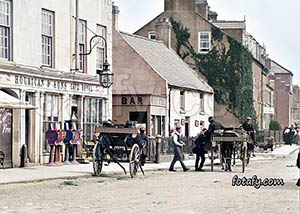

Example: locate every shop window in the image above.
[83,97,103,141]
[43,94,60,152]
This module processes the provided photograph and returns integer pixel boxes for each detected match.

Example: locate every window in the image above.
[0,0,10,60]
[41,9,54,67]
[83,97,103,141]
[199,93,204,113]
[198,32,211,53]
[180,90,185,111]
[78,20,87,72]
[43,94,60,152]
[295,102,300,109]
[148,31,156,40]
[96,25,106,70]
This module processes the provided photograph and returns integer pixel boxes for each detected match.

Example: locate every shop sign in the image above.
[150,96,166,107]
[10,74,105,94]
[122,97,143,105]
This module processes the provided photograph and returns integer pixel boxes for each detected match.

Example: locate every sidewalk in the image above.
[271,144,299,155]
[0,152,279,185]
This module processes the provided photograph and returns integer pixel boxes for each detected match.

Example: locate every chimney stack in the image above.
[164,0,195,12]
[195,0,208,19]
[112,3,120,31]
[155,18,172,48]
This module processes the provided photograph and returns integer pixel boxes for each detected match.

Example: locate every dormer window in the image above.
[148,31,156,40]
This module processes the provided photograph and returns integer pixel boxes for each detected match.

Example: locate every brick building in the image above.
[292,85,300,123]
[268,60,294,129]
[135,0,274,130]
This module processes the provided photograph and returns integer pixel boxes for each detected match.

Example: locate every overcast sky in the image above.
[113,0,300,85]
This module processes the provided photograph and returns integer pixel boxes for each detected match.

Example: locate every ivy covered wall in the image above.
[170,17,257,127]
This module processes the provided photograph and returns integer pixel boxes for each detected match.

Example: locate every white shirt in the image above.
[173,132,183,146]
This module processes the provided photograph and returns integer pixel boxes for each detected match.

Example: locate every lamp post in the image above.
[80,34,114,88]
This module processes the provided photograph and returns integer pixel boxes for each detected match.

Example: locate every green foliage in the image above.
[269,120,281,131]
[170,18,257,126]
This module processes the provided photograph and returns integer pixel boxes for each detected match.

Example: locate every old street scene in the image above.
[0,0,299,214]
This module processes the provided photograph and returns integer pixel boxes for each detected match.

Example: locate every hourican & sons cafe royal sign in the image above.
[0,73,105,94]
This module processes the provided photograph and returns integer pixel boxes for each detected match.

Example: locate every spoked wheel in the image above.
[129,144,141,178]
[93,142,103,176]
[242,142,247,173]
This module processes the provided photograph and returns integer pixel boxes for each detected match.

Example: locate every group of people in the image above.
[283,124,300,145]
[169,116,257,172]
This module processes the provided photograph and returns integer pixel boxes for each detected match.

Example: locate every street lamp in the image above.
[80,34,114,88]
[97,61,114,88]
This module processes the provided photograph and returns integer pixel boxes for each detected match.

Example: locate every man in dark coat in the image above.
[136,127,148,166]
[193,128,207,171]
[242,117,257,157]
[169,127,190,172]
[206,116,224,144]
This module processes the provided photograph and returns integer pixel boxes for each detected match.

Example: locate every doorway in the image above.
[0,108,12,168]
[185,117,190,137]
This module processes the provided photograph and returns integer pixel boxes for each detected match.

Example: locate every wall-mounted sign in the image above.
[0,72,106,95]
[195,120,199,127]
[122,97,143,105]
[150,96,167,107]
[264,106,275,114]
[181,119,185,126]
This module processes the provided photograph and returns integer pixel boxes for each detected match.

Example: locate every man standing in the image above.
[169,127,190,172]
[193,128,207,171]
[136,127,148,166]
[242,117,257,157]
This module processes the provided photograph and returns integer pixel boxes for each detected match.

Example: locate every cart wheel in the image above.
[129,144,140,178]
[93,142,103,176]
[242,144,247,173]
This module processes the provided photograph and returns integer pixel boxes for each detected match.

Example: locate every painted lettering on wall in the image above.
[122,97,143,105]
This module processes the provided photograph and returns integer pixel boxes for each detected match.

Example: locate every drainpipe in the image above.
[168,87,172,136]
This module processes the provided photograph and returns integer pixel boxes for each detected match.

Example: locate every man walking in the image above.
[193,128,207,171]
[169,127,190,172]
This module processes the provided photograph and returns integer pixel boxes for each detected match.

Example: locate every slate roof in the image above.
[120,32,214,93]
[271,60,293,76]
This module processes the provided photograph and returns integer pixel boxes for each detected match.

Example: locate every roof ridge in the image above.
[120,31,164,44]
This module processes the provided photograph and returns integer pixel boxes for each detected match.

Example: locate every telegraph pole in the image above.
[74,0,79,72]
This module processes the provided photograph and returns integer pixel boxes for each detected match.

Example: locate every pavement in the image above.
[0,144,298,185]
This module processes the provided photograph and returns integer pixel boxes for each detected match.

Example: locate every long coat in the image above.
[193,134,207,154]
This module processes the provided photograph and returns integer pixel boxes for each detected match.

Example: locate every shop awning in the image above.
[0,91,37,109]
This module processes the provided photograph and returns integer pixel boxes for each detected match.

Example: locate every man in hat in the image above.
[169,126,190,172]
[136,127,148,166]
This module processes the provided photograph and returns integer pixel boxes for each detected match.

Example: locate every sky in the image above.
[113,0,300,85]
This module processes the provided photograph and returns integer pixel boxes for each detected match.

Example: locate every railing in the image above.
[147,136,196,162]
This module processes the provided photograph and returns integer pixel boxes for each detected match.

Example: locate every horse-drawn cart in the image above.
[209,129,251,173]
[92,126,146,178]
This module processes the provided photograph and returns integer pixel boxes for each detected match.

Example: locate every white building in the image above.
[0,0,113,167]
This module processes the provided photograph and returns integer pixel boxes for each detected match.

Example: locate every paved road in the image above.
[0,152,299,214]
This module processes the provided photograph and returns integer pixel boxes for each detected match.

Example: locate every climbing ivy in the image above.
[170,17,257,127]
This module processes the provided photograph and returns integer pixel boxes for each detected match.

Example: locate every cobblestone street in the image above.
[0,152,298,214]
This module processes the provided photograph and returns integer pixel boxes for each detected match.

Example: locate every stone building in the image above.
[268,60,294,129]
[135,0,274,130]
[0,0,113,167]
[112,5,214,137]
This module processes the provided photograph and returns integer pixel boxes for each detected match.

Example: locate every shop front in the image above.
[0,68,111,167]
[113,94,167,137]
